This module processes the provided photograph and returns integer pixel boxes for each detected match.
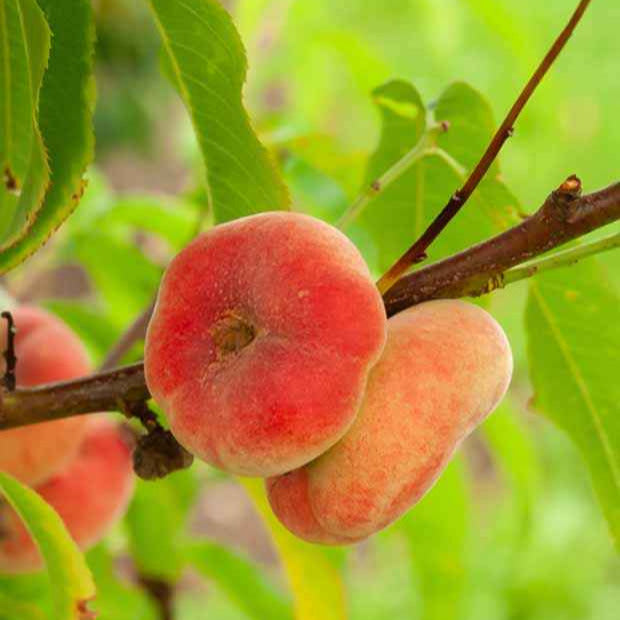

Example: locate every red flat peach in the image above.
[0,306,93,485]
[0,421,134,573]
[145,212,387,476]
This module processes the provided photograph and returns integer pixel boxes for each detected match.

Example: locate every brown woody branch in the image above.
[384,177,619,315]
[0,362,148,429]
[0,176,618,431]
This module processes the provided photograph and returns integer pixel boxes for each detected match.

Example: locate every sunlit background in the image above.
[5,1,619,618]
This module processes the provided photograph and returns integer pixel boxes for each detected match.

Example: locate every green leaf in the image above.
[42,300,119,361]
[357,80,518,272]
[526,259,620,550]
[278,132,366,200]
[368,79,427,153]
[187,541,293,620]
[434,81,499,173]
[0,0,50,248]
[282,154,348,224]
[95,195,198,251]
[391,458,469,620]
[0,471,95,619]
[75,232,161,328]
[0,571,50,615]
[86,545,157,620]
[482,400,541,528]
[240,478,347,620]
[146,0,289,223]
[0,0,95,273]
[0,0,34,203]
[126,469,199,580]
[0,590,46,620]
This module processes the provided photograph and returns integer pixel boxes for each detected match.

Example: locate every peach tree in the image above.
[0,0,618,619]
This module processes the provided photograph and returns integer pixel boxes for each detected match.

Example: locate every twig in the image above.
[100,300,156,371]
[376,0,594,294]
[0,177,618,429]
[1,312,17,392]
[0,362,148,429]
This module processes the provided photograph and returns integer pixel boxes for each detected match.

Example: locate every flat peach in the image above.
[267,300,513,543]
[145,212,387,476]
[0,421,134,573]
[0,306,92,485]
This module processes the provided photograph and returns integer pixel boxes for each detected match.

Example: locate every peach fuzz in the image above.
[145,211,387,477]
[267,299,513,544]
[0,306,93,485]
[0,421,135,573]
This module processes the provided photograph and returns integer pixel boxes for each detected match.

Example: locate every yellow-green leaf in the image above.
[0,471,95,619]
[240,478,347,620]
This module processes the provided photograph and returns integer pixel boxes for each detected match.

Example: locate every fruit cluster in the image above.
[0,307,134,573]
[145,212,513,544]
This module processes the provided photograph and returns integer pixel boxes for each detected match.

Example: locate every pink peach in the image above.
[267,300,513,544]
[0,306,92,485]
[145,212,387,476]
[0,421,134,573]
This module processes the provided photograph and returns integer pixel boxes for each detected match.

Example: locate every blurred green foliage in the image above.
[1,1,619,619]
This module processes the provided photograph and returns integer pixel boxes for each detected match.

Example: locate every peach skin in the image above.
[0,306,93,485]
[0,421,135,573]
[145,212,387,476]
[267,300,513,544]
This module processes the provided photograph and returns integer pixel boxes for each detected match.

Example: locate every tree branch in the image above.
[0,176,618,430]
[383,177,620,315]
[0,362,148,430]
[376,0,593,293]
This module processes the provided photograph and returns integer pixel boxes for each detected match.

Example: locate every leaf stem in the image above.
[336,124,448,230]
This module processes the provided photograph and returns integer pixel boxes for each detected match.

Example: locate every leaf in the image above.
[86,545,157,620]
[434,81,499,174]
[0,471,95,619]
[75,232,161,328]
[357,80,518,273]
[240,478,347,620]
[482,400,541,528]
[391,458,469,620]
[278,132,367,200]
[0,0,50,248]
[526,259,620,549]
[368,79,427,157]
[146,0,289,223]
[95,195,198,251]
[282,154,349,224]
[43,300,119,361]
[125,469,199,580]
[0,0,34,202]
[0,590,46,620]
[0,0,95,273]
[187,541,293,620]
